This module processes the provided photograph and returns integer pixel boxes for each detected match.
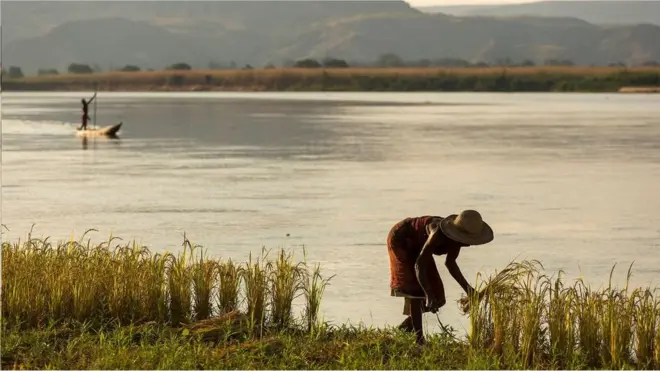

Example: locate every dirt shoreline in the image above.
[618,86,660,93]
[5,84,660,93]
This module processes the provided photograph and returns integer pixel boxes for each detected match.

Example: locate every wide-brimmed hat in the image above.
[440,210,494,246]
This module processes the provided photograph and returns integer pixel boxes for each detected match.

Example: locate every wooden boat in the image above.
[75,122,123,137]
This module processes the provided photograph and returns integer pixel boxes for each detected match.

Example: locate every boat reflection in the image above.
[81,134,121,150]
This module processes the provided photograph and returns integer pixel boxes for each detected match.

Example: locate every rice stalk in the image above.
[600,264,635,369]
[654,295,660,368]
[546,271,577,368]
[217,259,242,315]
[303,258,334,333]
[632,288,657,369]
[242,249,271,333]
[191,247,217,321]
[269,249,305,329]
[167,238,193,326]
[573,280,602,367]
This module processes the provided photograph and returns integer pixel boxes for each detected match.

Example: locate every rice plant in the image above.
[241,249,271,332]
[546,271,577,368]
[632,288,658,369]
[1,232,333,336]
[269,249,305,329]
[191,247,217,321]
[302,261,335,333]
[463,260,660,369]
[217,259,242,315]
[3,229,660,370]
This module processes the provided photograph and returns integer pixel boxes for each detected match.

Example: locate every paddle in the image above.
[93,83,98,130]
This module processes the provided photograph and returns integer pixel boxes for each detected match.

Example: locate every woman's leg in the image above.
[398,298,414,331]
[409,298,425,345]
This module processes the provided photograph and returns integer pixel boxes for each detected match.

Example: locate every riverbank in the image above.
[2,232,659,369]
[3,66,660,93]
[2,321,472,370]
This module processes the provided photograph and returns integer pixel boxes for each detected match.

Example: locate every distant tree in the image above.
[642,60,658,67]
[294,58,322,68]
[119,65,141,72]
[434,58,470,67]
[168,62,192,70]
[495,57,515,67]
[68,63,94,74]
[473,61,490,68]
[411,58,432,67]
[229,61,237,69]
[608,62,627,67]
[322,57,349,68]
[243,64,254,70]
[38,68,59,76]
[521,59,536,67]
[377,53,404,67]
[281,58,296,68]
[544,59,574,67]
[7,66,24,78]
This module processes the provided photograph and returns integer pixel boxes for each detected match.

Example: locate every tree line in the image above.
[2,53,659,78]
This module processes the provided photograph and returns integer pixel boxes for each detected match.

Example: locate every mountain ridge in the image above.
[2,1,660,74]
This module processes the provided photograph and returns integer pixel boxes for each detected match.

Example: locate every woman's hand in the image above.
[425,294,446,313]
[459,289,487,314]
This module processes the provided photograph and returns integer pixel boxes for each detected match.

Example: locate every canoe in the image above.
[76,122,123,137]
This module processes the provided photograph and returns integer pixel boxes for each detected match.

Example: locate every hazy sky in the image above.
[405,0,620,6]
[407,0,535,4]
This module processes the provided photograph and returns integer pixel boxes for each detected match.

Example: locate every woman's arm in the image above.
[445,248,477,297]
[415,230,441,301]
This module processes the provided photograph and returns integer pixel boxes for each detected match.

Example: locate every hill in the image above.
[2,1,660,74]
[418,1,660,26]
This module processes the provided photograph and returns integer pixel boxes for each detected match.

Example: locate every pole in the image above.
[93,82,98,129]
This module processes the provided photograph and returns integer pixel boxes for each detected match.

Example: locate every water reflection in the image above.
[80,135,121,150]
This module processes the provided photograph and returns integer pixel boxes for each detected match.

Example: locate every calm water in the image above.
[2,91,660,333]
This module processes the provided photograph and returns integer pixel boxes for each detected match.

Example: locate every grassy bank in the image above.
[2,231,660,369]
[3,66,660,93]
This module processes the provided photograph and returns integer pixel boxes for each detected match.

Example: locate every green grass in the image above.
[2,230,659,369]
[3,66,660,92]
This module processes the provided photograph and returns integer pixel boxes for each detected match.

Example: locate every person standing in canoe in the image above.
[387,210,494,345]
[79,92,97,131]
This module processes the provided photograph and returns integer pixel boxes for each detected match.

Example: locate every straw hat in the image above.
[440,210,494,246]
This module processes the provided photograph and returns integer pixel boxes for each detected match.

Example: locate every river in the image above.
[2,91,659,333]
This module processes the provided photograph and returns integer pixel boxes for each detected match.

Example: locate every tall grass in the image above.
[464,260,660,369]
[1,232,334,335]
[3,231,660,369]
[4,66,659,92]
